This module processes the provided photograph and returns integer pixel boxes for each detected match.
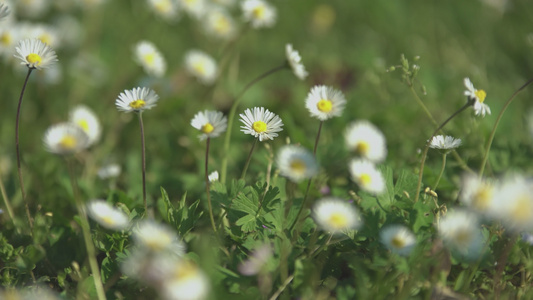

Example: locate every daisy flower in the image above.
[14,38,57,70]
[204,7,236,40]
[184,50,217,85]
[133,40,167,77]
[133,220,186,255]
[380,225,416,256]
[0,25,20,60]
[179,0,207,19]
[429,135,462,150]
[305,85,346,121]
[241,0,276,29]
[161,259,210,300]
[285,44,308,80]
[491,174,533,232]
[464,77,491,117]
[115,87,159,113]
[29,24,60,48]
[437,210,484,259]
[0,3,10,20]
[239,107,283,141]
[238,243,273,276]
[43,122,90,155]
[459,173,495,214]
[97,163,121,179]
[344,120,387,163]
[349,159,386,195]
[208,170,219,182]
[69,105,101,146]
[147,0,179,20]
[86,200,129,230]
[312,197,362,233]
[276,145,318,183]
[190,110,228,141]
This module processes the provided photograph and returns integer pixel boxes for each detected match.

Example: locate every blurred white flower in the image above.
[16,0,49,18]
[179,0,207,19]
[133,220,186,255]
[43,122,90,155]
[239,107,283,142]
[313,197,362,233]
[349,159,385,195]
[491,174,533,232]
[276,145,318,183]
[437,210,485,259]
[134,40,166,77]
[184,50,217,85]
[238,243,273,275]
[241,0,276,29]
[204,7,236,40]
[429,135,462,150]
[285,44,307,80]
[459,173,495,214]
[208,170,219,182]
[160,259,210,300]
[380,225,416,256]
[305,85,346,121]
[97,163,121,179]
[86,200,129,230]
[0,3,10,20]
[147,0,180,20]
[344,120,387,163]
[464,77,490,117]
[69,105,101,146]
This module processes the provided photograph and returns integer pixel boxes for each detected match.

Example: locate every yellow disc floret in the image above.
[143,53,155,65]
[328,212,348,229]
[356,142,369,155]
[475,90,487,103]
[289,159,307,175]
[317,99,333,113]
[252,6,265,19]
[391,236,406,248]
[77,120,90,132]
[252,121,267,133]
[359,174,372,186]
[59,135,77,150]
[129,99,146,110]
[26,53,42,66]
[193,62,206,76]
[201,123,214,134]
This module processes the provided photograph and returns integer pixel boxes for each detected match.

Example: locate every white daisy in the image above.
[179,0,207,19]
[0,25,20,60]
[208,171,219,182]
[121,248,182,285]
[380,225,416,256]
[239,107,283,141]
[312,197,362,233]
[97,163,121,179]
[429,135,462,150]
[184,50,218,85]
[14,38,58,70]
[69,105,101,146]
[459,173,495,214]
[190,110,228,141]
[344,120,387,163]
[133,40,166,78]
[241,0,276,29]
[0,3,10,20]
[305,85,346,121]
[238,243,273,276]
[29,24,60,48]
[276,145,318,183]
[115,87,159,113]
[43,122,90,155]
[464,77,491,117]
[437,210,484,259]
[491,174,533,232]
[86,200,129,230]
[285,44,308,80]
[147,0,180,20]
[133,220,186,255]
[161,259,210,300]
[204,7,236,40]
[349,159,386,195]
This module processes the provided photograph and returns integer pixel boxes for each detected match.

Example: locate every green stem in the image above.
[240,138,258,180]
[0,171,15,224]
[432,153,447,191]
[138,113,147,213]
[221,63,288,183]
[204,138,217,232]
[479,77,533,177]
[66,159,107,300]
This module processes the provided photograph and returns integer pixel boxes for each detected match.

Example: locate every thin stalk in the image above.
[204,138,217,232]
[138,112,147,212]
[15,67,34,230]
[221,63,288,183]
[479,77,533,177]
[66,159,107,300]
[494,234,518,298]
[432,153,447,190]
[240,138,258,180]
[414,101,472,203]
[288,121,323,233]
[0,172,15,223]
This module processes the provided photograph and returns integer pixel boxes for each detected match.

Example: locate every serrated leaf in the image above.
[411,201,433,232]
[236,214,258,232]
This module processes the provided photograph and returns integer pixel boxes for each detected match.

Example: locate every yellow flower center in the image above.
[193,61,206,76]
[1,33,11,45]
[129,99,146,109]
[39,33,52,45]
[143,53,155,65]
[26,53,42,66]
[454,229,472,248]
[328,212,348,229]
[145,233,171,251]
[289,159,307,175]
[201,123,214,134]
[77,120,90,132]
[252,121,267,133]
[215,16,230,34]
[317,99,333,113]
[472,186,492,210]
[101,215,115,225]
[59,135,77,150]
[175,261,198,281]
[475,90,486,103]
[391,236,406,248]
[355,142,369,155]
[155,0,171,12]
[511,196,533,223]
[252,6,265,19]
[359,174,372,186]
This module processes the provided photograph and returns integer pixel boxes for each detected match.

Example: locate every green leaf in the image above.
[236,214,258,232]
[411,201,433,232]
[100,256,118,283]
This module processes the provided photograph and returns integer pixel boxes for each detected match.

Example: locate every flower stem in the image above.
[221,63,288,184]
[432,153,447,191]
[414,102,472,203]
[66,158,107,300]
[15,68,34,230]
[138,112,147,213]
[204,138,217,232]
[0,172,15,225]
[479,77,533,177]
[240,138,258,180]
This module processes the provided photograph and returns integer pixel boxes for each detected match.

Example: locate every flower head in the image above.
[133,220,186,255]
[380,225,416,256]
[147,0,180,20]
[190,110,227,141]
[86,200,129,230]
[69,105,101,146]
[429,135,462,150]
[241,0,276,28]
[98,163,121,179]
[276,145,318,183]
[0,3,10,21]
[459,173,495,214]
[161,259,210,300]
[204,7,236,40]
[133,40,166,77]
[344,120,387,163]
[115,87,159,113]
[43,122,90,155]
[464,78,490,117]
[437,210,484,259]
[239,107,283,141]
[285,44,307,80]
[184,50,217,85]
[238,243,273,276]
[14,38,57,70]
[208,171,219,182]
[312,197,362,233]
[491,175,533,232]
[305,85,346,121]
[179,0,207,19]
[349,159,385,195]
